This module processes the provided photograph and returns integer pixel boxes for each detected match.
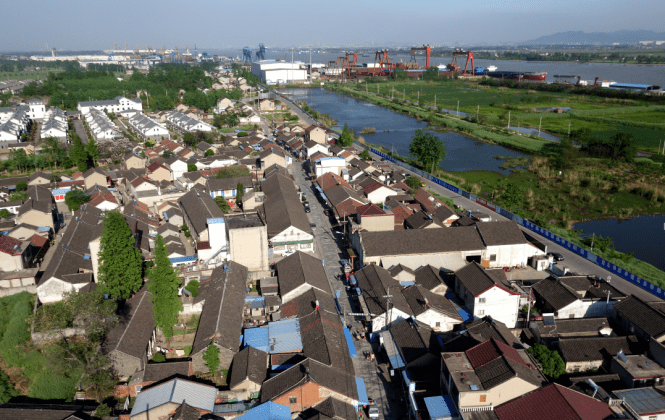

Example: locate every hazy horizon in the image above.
[1,0,663,53]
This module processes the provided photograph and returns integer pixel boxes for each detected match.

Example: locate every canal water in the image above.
[279,87,527,175]
[574,215,665,272]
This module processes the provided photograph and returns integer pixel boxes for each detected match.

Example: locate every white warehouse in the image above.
[250,60,307,85]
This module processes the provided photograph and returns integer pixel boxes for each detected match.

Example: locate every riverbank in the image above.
[326,84,553,154]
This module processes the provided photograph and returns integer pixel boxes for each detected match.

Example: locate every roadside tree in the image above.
[98,211,143,300]
[409,129,447,174]
[338,123,354,147]
[148,235,183,339]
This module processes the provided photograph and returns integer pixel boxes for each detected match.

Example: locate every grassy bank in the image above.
[334,79,665,153]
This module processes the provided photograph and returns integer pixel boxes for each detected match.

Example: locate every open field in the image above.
[341,79,665,153]
[0,69,65,81]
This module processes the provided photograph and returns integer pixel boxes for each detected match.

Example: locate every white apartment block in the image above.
[77,96,142,114]
[127,113,170,140]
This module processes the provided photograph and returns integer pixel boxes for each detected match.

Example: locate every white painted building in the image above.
[26,98,46,121]
[127,113,170,140]
[250,60,308,85]
[165,110,214,133]
[455,262,521,328]
[476,221,546,268]
[84,109,121,140]
[314,156,347,178]
[77,96,142,114]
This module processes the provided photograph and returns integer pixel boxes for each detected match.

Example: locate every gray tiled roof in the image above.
[476,221,528,246]
[228,345,268,389]
[276,251,331,299]
[414,265,446,292]
[354,264,411,317]
[103,288,154,360]
[389,318,437,365]
[613,295,665,338]
[559,335,644,363]
[177,189,225,237]
[402,285,461,319]
[260,174,312,238]
[360,226,485,258]
[142,360,191,383]
[455,262,510,297]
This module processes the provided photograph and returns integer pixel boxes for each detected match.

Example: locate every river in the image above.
[207,48,665,86]
[279,87,527,175]
[574,215,665,272]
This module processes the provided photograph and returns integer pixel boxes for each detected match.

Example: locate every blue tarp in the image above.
[344,328,358,358]
[320,193,328,200]
[169,256,196,264]
[424,396,457,420]
[457,307,473,322]
[355,377,369,405]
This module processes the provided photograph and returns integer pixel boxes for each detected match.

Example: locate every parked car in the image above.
[282,249,296,257]
[547,252,564,262]
[324,209,331,216]
[368,407,380,419]
[304,206,311,213]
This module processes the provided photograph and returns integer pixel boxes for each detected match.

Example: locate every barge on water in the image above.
[486,70,547,82]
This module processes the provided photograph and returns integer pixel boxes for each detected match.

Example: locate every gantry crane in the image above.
[409,44,432,69]
[449,49,475,76]
[373,49,395,77]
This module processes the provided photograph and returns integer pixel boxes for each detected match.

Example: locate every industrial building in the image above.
[250,60,307,85]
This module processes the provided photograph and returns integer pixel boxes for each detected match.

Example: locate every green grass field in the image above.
[347,80,665,153]
[0,69,64,81]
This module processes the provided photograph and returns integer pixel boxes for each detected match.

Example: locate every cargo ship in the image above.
[486,70,547,82]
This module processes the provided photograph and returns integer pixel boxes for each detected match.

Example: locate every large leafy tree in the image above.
[64,190,90,211]
[409,129,447,174]
[98,211,143,299]
[203,344,220,373]
[86,137,100,167]
[338,123,354,147]
[214,196,230,213]
[70,134,88,172]
[148,235,183,339]
[527,343,565,379]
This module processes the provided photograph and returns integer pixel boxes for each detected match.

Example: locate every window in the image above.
[289,397,297,405]
[435,322,441,328]
[477,310,485,316]
[300,243,310,249]
[489,254,497,262]
[478,298,486,303]
[480,395,486,403]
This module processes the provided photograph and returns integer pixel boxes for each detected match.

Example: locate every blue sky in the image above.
[1,0,663,52]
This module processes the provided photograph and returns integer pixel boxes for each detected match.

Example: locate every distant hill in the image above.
[522,30,665,45]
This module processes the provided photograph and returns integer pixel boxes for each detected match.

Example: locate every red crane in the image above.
[373,49,395,77]
[449,49,475,76]
[410,44,432,69]
[341,51,358,78]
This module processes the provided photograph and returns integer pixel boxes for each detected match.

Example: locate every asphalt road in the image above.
[72,119,89,144]
[356,145,660,302]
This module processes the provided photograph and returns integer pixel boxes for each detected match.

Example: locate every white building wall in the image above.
[270,227,314,256]
[556,299,617,319]
[416,310,462,332]
[371,308,411,332]
[473,286,520,328]
[367,187,399,204]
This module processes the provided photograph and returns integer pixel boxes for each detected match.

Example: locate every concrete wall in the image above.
[124,157,145,170]
[360,214,395,232]
[458,377,538,409]
[484,244,529,268]
[564,359,603,373]
[270,228,314,256]
[0,253,25,271]
[370,308,411,332]
[557,299,616,319]
[474,287,520,329]
[229,225,269,272]
[271,382,356,414]
[19,210,54,230]
[0,284,36,297]
[32,327,85,344]
[367,188,398,205]
[130,402,178,420]
[37,278,87,304]
[84,173,107,190]
[416,310,462,332]
[136,191,187,207]
[148,168,171,183]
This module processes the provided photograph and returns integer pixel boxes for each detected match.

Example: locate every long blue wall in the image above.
[365,146,664,299]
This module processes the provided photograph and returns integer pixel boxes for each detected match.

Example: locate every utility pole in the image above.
[538,116,542,137]
[383,293,393,331]
[457,100,460,117]
[568,122,571,136]
[477,105,479,122]
[434,94,436,108]
[508,111,511,129]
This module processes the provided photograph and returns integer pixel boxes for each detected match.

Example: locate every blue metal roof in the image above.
[457,307,473,322]
[213,403,247,414]
[169,256,196,264]
[51,188,71,195]
[424,396,457,420]
[37,226,51,232]
[269,318,302,353]
[615,388,665,415]
[344,328,358,358]
[355,377,369,405]
[244,326,270,353]
[236,402,291,420]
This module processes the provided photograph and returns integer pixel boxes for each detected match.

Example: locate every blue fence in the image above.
[364,145,664,299]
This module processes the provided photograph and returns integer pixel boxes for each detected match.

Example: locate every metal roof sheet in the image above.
[130,379,217,417]
[355,377,369,405]
[235,401,291,420]
[425,395,457,419]
[379,330,405,369]
[268,318,302,353]
[244,325,270,353]
[615,388,665,415]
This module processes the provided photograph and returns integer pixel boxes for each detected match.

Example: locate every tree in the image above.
[15,181,27,192]
[501,183,523,209]
[148,235,183,339]
[162,150,173,159]
[215,166,250,179]
[409,129,447,174]
[0,209,11,219]
[359,149,371,161]
[182,132,195,146]
[64,190,90,211]
[203,343,220,373]
[98,211,143,300]
[610,132,637,163]
[214,196,231,213]
[236,182,244,206]
[405,176,423,192]
[338,123,354,147]
[527,344,565,379]
[187,163,198,172]
[70,134,88,172]
[87,137,100,167]
[204,149,214,157]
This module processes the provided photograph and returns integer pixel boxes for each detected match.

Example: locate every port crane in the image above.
[372,49,395,77]
[256,44,267,60]
[449,49,475,76]
[409,44,432,69]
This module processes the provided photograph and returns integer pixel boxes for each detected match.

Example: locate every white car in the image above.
[368,407,379,419]
[282,249,296,257]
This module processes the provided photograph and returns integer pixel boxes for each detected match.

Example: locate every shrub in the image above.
[184,346,193,356]
[237,132,248,137]
[185,280,199,297]
[0,371,18,404]
[15,181,27,192]
[0,209,11,219]
[152,352,166,363]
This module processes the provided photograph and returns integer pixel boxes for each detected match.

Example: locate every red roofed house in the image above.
[351,203,394,232]
[414,188,445,213]
[128,177,157,196]
[494,383,614,420]
[0,235,28,271]
[362,181,399,204]
[146,162,171,183]
[88,188,119,211]
[391,205,414,230]
[441,338,547,412]
[303,125,327,144]
[454,262,521,328]
[317,172,351,192]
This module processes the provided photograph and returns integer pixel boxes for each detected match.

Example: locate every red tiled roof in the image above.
[392,182,411,192]
[89,191,118,207]
[362,181,387,195]
[179,150,192,158]
[147,162,168,173]
[391,205,414,227]
[197,241,210,250]
[280,300,297,318]
[57,180,85,188]
[339,151,353,159]
[494,383,614,420]
[317,172,351,192]
[0,235,23,255]
[414,188,443,213]
[305,125,323,132]
[30,234,48,247]
[130,177,152,188]
[356,203,386,216]
[71,171,84,180]
[466,339,528,370]
[263,143,279,150]
[335,200,363,218]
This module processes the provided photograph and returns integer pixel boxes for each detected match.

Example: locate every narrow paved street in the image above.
[72,119,89,144]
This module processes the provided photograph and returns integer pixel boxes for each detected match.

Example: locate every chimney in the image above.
[424,297,429,308]
[315,300,321,312]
